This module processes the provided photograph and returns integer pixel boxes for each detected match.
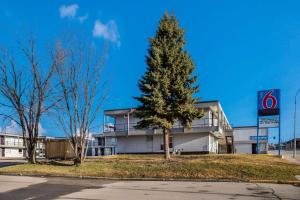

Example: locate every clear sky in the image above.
[0,0,300,142]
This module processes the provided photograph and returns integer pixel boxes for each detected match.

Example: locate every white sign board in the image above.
[259,117,279,128]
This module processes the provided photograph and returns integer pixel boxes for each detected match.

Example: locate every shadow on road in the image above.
[0,182,86,200]
[0,177,107,200]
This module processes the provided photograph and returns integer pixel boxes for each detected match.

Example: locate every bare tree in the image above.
[54,39,107,165]
[0,39,57,164]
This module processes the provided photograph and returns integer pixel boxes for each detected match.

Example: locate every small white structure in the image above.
[0,133,25,158]
[88,134,117,156]
[0,133,49,158]
[90,101,232,155]
[233,126,268,154]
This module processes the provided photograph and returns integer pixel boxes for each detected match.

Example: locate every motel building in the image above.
[0,133,25,158]
[89,100,271,156]
[90,101,234,155]
[0,133,47,158]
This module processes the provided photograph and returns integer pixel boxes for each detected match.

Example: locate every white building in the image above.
[0,133,25,158]
[0,133,48,158]
[233,126,268,154]
[90,101,233,155]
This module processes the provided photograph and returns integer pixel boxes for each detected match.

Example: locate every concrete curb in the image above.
[1,172,300,185]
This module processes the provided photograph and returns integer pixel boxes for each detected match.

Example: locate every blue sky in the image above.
[0,1,300,142]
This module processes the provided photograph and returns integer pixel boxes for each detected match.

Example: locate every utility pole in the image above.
[293,89,300,158]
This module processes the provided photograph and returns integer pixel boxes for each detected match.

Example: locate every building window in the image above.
[160,136,173,150]
[146,135,153,142]
[0,136,4,145]
[19,149,22,153]
[98,137,105,146]
[110,137,117,144]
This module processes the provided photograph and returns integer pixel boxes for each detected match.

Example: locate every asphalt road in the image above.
[0,159,26,168]
[0,175,299,200]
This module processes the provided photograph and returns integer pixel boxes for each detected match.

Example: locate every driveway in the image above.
[0,175,299,200]
[0,159,26,168]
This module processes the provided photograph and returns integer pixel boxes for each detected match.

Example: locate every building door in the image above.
[100,148,105,156]
[95,148,98,156]
[1,148,4,157]
[252,144,257,154]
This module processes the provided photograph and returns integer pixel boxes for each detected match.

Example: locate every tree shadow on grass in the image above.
[38,160,74,166]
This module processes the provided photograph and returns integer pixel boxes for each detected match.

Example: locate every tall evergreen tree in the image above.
[135,13,203,159]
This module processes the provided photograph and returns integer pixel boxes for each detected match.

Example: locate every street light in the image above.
[293,88,300,158]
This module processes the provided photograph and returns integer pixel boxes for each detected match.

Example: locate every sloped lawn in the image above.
[0,154,299,182]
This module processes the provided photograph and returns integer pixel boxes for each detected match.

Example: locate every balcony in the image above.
[0,141,24,148]
[104,117,230,138]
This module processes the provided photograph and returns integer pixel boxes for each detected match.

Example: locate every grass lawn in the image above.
[0,154,299,182]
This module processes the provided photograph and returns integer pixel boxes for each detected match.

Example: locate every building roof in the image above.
[0,132,23,137]
[233,125,257,129]
[104,100,219,113]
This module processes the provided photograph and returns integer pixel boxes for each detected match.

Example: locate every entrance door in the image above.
[95,148,98,156]
[1,148,4,157]
[252,144,257,154]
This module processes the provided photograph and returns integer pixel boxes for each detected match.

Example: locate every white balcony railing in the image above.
[104,117,230,133]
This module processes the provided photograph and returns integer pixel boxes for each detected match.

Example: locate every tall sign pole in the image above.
[278,90,281,156]
[256,91,259,154]
[257,89,280,156]
[293,89,300,158]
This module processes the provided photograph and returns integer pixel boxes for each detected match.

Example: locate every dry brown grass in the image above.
[0,154,299,181]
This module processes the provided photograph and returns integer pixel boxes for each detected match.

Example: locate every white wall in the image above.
[173,133,210,152]
[208,134,218,153]
[4,148,23,158]
[233,127,268,142]
[117,135,157,153]
[116,133,217,154]
[235,143,252,154]
[233,127,268,154]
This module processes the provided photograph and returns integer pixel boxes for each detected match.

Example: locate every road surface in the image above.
[0,159,26,168]
[0,175,299,200]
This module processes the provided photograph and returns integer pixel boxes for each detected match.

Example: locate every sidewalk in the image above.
[269,150,300,165]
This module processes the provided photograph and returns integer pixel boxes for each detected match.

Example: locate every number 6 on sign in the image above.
[262,91,277,109]
[258,89,280,116]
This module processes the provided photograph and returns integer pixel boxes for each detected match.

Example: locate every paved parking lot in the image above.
[0,175,299,200]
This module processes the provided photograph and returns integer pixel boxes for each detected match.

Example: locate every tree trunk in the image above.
[73,143,81,165]
[163,128,171,160]
[73,144,86,165]
[27,144,36,164]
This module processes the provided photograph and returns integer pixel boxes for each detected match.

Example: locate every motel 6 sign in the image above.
[258,89,280,116]
[257,89,280,155]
